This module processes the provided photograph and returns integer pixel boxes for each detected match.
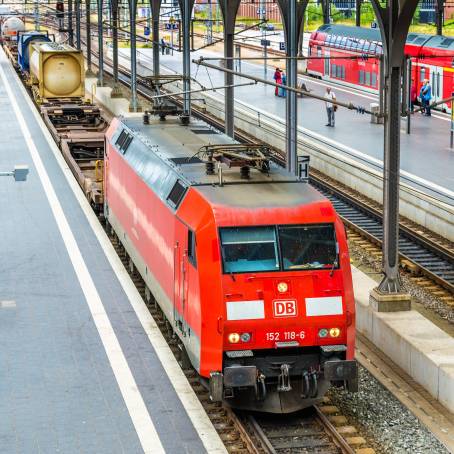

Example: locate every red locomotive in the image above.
[104,116,357,413]
[308,24,454,112]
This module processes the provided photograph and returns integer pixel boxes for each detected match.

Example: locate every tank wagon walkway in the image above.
[0,48,225,454]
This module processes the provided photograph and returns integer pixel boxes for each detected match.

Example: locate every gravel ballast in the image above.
[328,366,449,454]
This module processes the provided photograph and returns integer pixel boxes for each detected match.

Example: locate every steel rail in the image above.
[246,410,356,454]
[314,405,356,454]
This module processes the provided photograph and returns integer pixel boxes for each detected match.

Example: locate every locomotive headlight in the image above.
[240,332,251,343]
[329,328,341,338]
[277,282,288,293]
[228,333,240,343]
[318,328,329,338]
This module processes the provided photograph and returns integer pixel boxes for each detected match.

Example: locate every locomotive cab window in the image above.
[278,224,338,271]
[220,227,279,273]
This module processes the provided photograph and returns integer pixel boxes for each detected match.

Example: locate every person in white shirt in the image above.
[324,87,336,127]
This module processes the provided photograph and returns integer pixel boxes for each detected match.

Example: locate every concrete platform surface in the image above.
[0,48,225,454]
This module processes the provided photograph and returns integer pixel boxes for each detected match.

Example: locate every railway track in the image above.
[245,407,357,454]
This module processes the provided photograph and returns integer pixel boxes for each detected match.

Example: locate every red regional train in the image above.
[104,116,358,413]
[308,24,454,112]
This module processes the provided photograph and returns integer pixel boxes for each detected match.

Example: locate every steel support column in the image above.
[110,0,122,96]
[68,0,74,46]
[178,0,195,119]
[355,0,361,26]
[219,0,241,138]
[86,0,92,74]
[75,0,81,49]
[322,0,330,24]
[151,0,162,76]
[436,0,444,35]
[97,0,104,85]
[277,0,307,174]
[129,0,139,110]
[286,0,298,174]
[370,0,419,294]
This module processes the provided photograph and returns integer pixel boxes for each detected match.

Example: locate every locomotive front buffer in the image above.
[209,348,358,413]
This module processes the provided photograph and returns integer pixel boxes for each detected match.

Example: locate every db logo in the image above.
[273,299,298,317]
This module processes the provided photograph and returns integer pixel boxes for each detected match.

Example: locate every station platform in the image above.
[0,48,225,453]
[118,47,454,205]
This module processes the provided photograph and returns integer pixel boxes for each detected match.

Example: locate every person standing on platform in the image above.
[273,68,282,96]
[410,79,417,113]
[161,38,165,55]
[423,80,432,116]
[420,79,428,115]
[280,72,287,97]
[324,87,336,127]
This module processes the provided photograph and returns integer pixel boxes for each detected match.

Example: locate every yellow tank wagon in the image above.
[29,42,85,103]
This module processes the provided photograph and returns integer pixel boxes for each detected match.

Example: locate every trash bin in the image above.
[165,46,170,55]
[370,102,383,124]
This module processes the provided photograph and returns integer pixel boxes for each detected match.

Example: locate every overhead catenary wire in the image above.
[193,56,374,115]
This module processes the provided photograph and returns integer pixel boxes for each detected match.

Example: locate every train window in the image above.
[420,68,425,82]
[220,227,279,274]
[359,70,365,84]
[167,179,187,209]
[365,71,371,86]
[331,63,337,77]
[278,224,337,271]
[188,230,196,267]
[372,72,377,87]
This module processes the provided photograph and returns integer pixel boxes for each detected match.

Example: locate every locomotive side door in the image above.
[428,65,443,105]
[174,221,189,336]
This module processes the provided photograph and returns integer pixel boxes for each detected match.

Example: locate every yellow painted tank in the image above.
[29,42,85,100]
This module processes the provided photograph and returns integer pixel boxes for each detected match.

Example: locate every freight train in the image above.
[308,24,454,112]
[104,115,358,413]
[2,31,109,209]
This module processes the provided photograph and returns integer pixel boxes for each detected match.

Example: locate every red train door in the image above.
[174,221,189,336]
